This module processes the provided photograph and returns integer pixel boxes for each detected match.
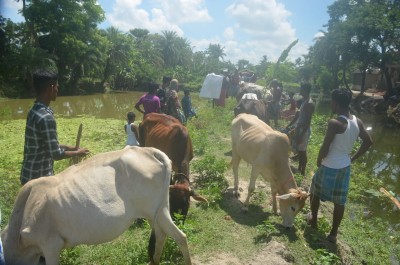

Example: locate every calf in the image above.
[1,146,192,265]
[231,113,308,227]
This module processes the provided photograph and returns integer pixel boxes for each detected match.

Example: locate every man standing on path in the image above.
[285,83,315,175]
[308,88,372,243]
[20,69,90,185]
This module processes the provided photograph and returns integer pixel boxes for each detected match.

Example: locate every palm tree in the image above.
[159,30,179,67]
[206,43,226,62]
[101,27,131,87]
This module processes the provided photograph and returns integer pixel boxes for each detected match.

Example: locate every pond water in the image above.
[1,92,399,224]
[0,92,142,121]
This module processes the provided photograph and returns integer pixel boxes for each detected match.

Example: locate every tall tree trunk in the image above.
[101,58,111,88]
[67,64,82,95]
[382,64,393,96]
[360,69,367,94]
[354,69,367,103]
[22,0,39,47]
[342,65,351,92]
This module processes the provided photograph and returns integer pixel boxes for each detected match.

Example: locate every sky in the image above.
[1,0,335,65]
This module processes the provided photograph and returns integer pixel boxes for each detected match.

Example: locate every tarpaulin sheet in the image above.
[199,73,223,99]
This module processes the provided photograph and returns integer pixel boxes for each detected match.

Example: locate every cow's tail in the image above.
[2,182,34,257]
[148,149,173,263]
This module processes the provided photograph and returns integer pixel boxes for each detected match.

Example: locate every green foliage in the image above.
[188,125,208,156]
[310,249,341,265]
[192,155,229,204]
[60,247,82,265]
[256,220,279,236]
[316,67,335,95]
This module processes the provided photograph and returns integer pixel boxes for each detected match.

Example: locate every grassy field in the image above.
[0,94,399,264]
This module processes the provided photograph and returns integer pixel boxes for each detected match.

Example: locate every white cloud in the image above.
[223,27,235,40]
[104,0,309,64]
[314,31,326,40]
[106,0,211,35]
[155,0,212,24]
[222,0,300,63]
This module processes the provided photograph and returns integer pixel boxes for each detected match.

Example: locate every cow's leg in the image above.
[157,208,191,265]
[231,151,241,197]
[242,166,259,212]
[41,237,63,265]
[149,227,167,265]
[270,185,279,214]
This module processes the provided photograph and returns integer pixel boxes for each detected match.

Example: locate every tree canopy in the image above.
[0,0,399,98]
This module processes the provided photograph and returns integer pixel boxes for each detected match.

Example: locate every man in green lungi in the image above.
[308,88,373,243]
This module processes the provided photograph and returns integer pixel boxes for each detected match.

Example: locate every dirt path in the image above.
[191,175,292,265]
[192,240,290,265]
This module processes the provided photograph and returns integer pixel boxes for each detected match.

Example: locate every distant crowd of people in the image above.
[134,76,197,125]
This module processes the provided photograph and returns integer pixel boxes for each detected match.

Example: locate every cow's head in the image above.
[169,173,208,222]
[1,226,42,265]
[276,188,309,228]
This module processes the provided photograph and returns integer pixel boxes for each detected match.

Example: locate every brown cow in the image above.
[139,113,207,220]
[231,113,309,228]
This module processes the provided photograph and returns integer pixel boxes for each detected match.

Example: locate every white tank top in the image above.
[126,123,139,146]
[322,115,359,169]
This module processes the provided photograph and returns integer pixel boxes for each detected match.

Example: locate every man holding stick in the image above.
[20,69,89,185]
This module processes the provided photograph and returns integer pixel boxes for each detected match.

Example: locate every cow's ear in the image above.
[276,193,292,200]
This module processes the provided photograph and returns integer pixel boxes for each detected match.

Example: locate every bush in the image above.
[192,154,229,204]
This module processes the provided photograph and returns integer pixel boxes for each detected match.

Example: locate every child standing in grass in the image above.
[181,89,197,121]
[125,112,139,146]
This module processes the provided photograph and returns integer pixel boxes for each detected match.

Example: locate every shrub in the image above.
[192,154,229,204]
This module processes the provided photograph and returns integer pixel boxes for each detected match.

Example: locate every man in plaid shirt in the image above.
[20,69,89,185]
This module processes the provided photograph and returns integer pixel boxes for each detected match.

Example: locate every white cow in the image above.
[231,113,308,228]
[1,146,191,265]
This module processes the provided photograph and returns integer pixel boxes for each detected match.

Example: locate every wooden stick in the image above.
[70,123,83,166]
[380,187,400,209]
[75,123,83,149]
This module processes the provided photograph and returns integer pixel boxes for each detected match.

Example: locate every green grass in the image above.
[0,94,399,264]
